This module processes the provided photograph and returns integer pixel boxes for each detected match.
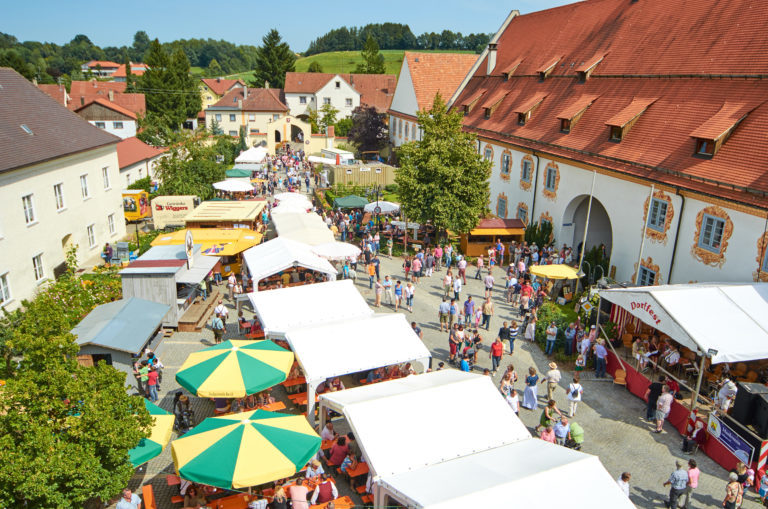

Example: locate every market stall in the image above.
[271,211,334,246]
[183,200,266,230]
[459,217,525,257]
[247,280,373,339]
[285,314,431,418]
[241,237,337,291]
[235,146,268,170]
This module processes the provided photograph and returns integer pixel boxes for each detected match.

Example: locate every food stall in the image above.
[241,237,336,291]
[459,218,525,257]
[183,200,266,230]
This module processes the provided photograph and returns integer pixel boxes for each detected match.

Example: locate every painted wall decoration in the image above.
[496,192,509,218]
[642,189,674,244]
[754,230,768,282]
[541,161,560,201]
[690,205,733,268]
[520,154,534,191]
[633,256,662,285]
[500,149,512,181]
[516,201,529,224]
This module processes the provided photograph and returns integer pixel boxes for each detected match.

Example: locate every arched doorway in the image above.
[561,194,613,266]
[274,130,281,143]
[291,124,304,143]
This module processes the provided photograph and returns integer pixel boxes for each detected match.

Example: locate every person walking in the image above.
[567,375,583,417]
[404,282,415,312]
[682,459,699,509]
[481,298,494,330]
[383,275,393,306]
[483,272,495,299]
[457,256,467,284]
[545,321,558,355]
[227,272,237,300]
[522,367,539,410]
[497,321,511,355]
[655,385,674,433]
[438,298,451,332]
[462,296,475,327]
[146,365,159,402]
[394,280,403,312]
[367,262,376,289]
[474,255,485,279]
[509,321,519,355]
[723,472,743,509]
[490,337,504,375]
[449,299,459,330]
[214,300,229,327]
[443,270,453,299]
[663,461,689,509]
[374,278,383,307]
[453,276,462,301]
[594,338,608,378]
[211,312,225,343]
[542,362,561,401]
[645,375,665,421]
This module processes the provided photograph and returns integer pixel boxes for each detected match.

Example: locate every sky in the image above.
[1,0,573,52]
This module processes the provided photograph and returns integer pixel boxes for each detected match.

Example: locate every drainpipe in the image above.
[577,170,597,274]
[757,213,768,278]
[666,189,686,283]
[633,184,655,284]
[530,151,541,223]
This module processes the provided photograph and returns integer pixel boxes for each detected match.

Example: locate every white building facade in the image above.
[284,73,360,119]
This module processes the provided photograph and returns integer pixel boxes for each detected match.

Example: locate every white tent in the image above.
[212,179,253,192]
[272,212,334,246]
[241,237,337,289]
[235,146,268,164]
[376,440,633,509]
[310,241,361,261]
[599,283,768,364]
[273,192,311,203]
[247,279,372,338]
[308,155,336,165]
[364,201,400,214]
[285,314,431,417]
[319,371,633,509]
[270,202,312,216]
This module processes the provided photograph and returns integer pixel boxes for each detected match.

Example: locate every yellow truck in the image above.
[122,190,151,222]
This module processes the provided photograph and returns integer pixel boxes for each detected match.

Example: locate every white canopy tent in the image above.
[273,192,312,203]
[376,439,633,509]
[270,202,312,216]
[272,212,334,245]
[310,241,361,261]
[308,155,336,165]
[599,283,768,364]
[241,237,337,290]
[235,146,268,164]
[247,279,372,338]
[319,371,632,509]
[285,314,431,417]
[212,179,254,193]
[364,201,400,214]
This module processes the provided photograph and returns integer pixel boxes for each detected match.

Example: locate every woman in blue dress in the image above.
[522,366,539,410]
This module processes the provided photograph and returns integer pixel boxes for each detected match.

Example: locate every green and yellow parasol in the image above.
[171,409,320,489]
[129,399,175,467]
[175,340,293,398]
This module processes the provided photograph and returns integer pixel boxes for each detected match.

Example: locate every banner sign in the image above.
[708,413,754,464]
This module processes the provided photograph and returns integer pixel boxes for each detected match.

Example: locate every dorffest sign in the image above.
[630,301,662,325]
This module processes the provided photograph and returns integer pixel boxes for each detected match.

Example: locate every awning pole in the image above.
[597,296,626,372]
[577,170,597,286]
[690,354,707,412]
[633,184,655,283]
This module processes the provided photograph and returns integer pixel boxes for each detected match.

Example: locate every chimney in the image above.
[80,96,85,106]
[487,43,498,75]
[108,90,114,102]
[238,99,243,110]
[216,77,221,82]
[243,86,248,99]
[265,80,270,89]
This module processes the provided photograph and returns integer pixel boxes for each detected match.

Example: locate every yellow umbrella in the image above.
[529,264,580,280]
[129,399,175,466]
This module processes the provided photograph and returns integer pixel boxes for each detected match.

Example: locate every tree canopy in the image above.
[355,35,385,74]
[348,106,387,152]
[307,61,323,73]
[252,29,295,89]
[0,248,150,507]
[395,93,491,234]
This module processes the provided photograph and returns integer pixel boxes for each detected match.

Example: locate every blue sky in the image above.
[1,0,572,51]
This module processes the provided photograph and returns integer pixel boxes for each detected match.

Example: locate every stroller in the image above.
[173,391,195,435]
[565,421,584,451]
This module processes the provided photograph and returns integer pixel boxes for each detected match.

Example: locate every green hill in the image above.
[228,49,477,82]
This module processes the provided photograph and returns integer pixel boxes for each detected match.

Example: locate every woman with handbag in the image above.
[567,375,584,417]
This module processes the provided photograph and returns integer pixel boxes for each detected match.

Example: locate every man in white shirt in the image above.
[452,277,462,301]
[382,276,393,306]
[483,273,495,298]
[214,300,229,326]
[116,488,142,509]
[227,273,237,300]
[310,475,338,505]
[617,472,631,497]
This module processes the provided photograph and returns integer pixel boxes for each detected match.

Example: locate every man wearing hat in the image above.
[716,378,738,414]
[542,362,562,401]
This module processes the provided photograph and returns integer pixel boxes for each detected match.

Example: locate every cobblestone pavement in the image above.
[122,206,761,508]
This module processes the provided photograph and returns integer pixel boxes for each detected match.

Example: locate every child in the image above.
[474,307,483,329]
[759,470,768,504]
[506,388,520,414]
[340,451,358,474]
[575,354,585,372]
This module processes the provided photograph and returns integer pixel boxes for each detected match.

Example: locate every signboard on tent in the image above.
[708,413,754,464]
[185,230,194,268]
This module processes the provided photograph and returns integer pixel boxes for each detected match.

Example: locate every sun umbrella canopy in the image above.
[364,201,400,214]
[529,264,580,280]
[226,168,252,178]
[213,180,254,193]
[176,340,293,398]
[172,409,321,489]
[129,399,175,467]
[333,195,369,209]
[311,242,362,261]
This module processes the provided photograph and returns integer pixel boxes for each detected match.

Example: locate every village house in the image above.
[284,72,396,120]
[448,0,768,285]
[0,69,126,310]
[80,60,121,77]
[116,137,166,189]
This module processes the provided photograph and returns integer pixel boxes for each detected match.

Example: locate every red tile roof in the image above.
[556,95,600,120]
[85,60,120,69]
[400,52,479,111]
[689,102,755,140]
[454,0,768,208]
[116,136,166,169]
[37,84,68,104]
[201,78,245,97]
[75,97,138,119]
[66,80,146,116]
[113,63,148,78]
[211,87,288,112]
[604,97,656,127]
[284,73,397,112]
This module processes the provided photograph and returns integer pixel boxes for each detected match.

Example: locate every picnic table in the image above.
[310,495,354,509]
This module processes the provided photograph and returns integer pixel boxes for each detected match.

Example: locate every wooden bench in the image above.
[310,495,354,509]
[281,376,306,388]
[142,484,158,509]
[361,494,374,504]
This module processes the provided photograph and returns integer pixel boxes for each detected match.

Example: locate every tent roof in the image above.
[247,280,372,337]
[272,212,334,246]
[599,283,768,364]
[71,298,169,354]
[225,168,251,178]
[285,314,430,386]
[377,440,633,509]
[333,195,369,208]
[235,146,267,164]
[319,371,530,478]
[241,237,337,283]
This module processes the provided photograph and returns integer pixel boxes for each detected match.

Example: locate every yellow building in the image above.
[199,78,245,111]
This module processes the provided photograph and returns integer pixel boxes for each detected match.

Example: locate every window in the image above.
[126,174,132,186]
[696,139,714,156]
[345,98,353,107]
[518,113,527,126]
[22,194,35,224]
[496,197,507,218]
[113,121,124,129]
[215,114,222,122]
[207,95,212,101]
[86,224,95,248]
[228,130,238,136]
[637,266,656,286]
[249,114,255,122]
[560,119,571,133]
[647,198,668,232]
[335,81,340,89]
[300,96,307,104]
[53,184,65,211]
[405,123,409,139]
[484,147,493,161]
[522,159,532,182]
[272,114,280,121]
[698,214,726,252]
[95,121,106,129]
[517,207,528,223]
[102,167,110,189]
[610,126,623,142]
[32,254,44,281]
[229,114,236,122]
[398,120,402,136]
[323,97,331,105]
[138,168,143,179]
[763,249,768,273]
[541,217,552,229]
[0,272,10,305]
[501,153,510,175]
[545,167,557,190]
[108,213,116,235]
[80,174,90,199]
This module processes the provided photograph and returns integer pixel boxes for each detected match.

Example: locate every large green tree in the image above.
[395,93,491,234]
[348,105,387,152]
[154,131,233,199]
[252,29,295,89]
[355,35,385,74]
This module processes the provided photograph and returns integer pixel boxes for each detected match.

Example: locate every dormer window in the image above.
[695,139,713,156]
[575,54,606,83]
[536,57,561,81]
[518,113,528,126]
[560,119,571,133]
[481,90,508,119]
[461,91,485,115]
[513,93,548,127]
[503,59,523,81]
[610,126,623,142]
[605,97,656,143]
[689,102,752,158]
[556,95,598,135]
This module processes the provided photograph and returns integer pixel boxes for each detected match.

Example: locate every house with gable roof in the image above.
[284,72,396,120]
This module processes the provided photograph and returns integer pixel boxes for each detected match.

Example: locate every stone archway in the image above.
[290,124,304,143]
[274,129,282,143]
[561,194,613,262]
